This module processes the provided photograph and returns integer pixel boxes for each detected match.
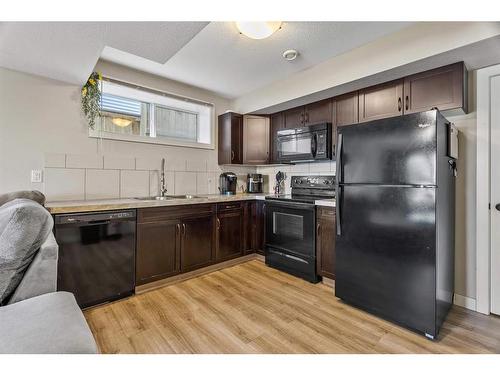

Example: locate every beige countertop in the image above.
[46,193,267,214]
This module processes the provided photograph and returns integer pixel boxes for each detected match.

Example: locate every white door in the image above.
[490,75,500,315]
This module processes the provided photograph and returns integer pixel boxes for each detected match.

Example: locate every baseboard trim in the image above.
[135,254,259,294]
[453,293,477,311]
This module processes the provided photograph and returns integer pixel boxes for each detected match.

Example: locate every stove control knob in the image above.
[324,180,330,185]
[295,179,302,184]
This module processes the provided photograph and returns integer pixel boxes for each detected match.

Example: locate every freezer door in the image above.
[338,111,437,185]
[335,185,437,336]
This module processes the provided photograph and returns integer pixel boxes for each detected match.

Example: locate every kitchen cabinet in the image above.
[218,112,243,165]
[136,219,180,285]
[270,112,284,162]
[358,79,404,123]
[216,202,244,261]
[304,99,333,125]
[316,206,336,279]
[181,214,215,272]
[255,200,266,255]
[333,92,359,127]
[284,100,333,129]
[243,115,270,164]
[284,106,305,128]
[403,62,468,114]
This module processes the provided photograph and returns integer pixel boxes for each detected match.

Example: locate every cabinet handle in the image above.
[405,95,409,111]
[398,97,402,112]
[231,150,235,161]
[317,223,321,237]
[217,218,221,230]
[300,113,304,124]
[305,112,309,123]
[182,223,186,237]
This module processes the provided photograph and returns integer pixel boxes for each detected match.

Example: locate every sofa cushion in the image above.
[0,190,46,207]
[0,291,98,353]
[0,199,53,305]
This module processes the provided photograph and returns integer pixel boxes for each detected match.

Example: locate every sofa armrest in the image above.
[7,232,58,304]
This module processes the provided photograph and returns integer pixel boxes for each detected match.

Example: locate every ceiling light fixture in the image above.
[235,22,282,40]
[112,117,133,127]
[282,49,299,61]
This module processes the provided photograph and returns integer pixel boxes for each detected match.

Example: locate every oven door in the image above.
[276,132,314,162]
[265,200,316,258]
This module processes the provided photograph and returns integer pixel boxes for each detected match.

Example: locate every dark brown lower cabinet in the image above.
[255,201,266,255]
[136,219,181,285]
[216,205,244,262]
[181,214,215,272]
[316,206,336,279]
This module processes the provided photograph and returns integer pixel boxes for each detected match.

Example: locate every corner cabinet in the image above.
[243,115,270,164]
[316,206,336,280]
[218,112,243,165]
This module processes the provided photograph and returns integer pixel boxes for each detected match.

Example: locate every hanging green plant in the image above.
[81,71,102,129]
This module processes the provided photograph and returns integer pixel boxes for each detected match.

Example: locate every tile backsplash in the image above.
[43,152,335,201]
[43,152,255,202]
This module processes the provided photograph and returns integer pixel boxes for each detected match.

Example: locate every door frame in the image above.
[476,63,500,314]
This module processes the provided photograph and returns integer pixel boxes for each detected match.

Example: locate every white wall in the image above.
[0,62,256,200]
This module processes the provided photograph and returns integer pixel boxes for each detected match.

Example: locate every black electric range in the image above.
[264,175,335,282]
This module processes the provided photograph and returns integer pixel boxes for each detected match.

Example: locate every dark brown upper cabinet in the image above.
[333,92,359,127]
[358,79,404,123]
[218,112,243,165]
[284,100,333,129]
[270,112,284,162]
[304,99,333,125]
[243,115,270,164]
[403,62,468,114]
[284,106,305,128]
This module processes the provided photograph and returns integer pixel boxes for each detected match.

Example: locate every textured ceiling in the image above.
[101,22,412,98]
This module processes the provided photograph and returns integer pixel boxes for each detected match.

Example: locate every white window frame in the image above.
[89,80,216,150]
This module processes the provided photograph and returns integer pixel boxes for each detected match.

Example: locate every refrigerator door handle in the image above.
[336,133,343,236]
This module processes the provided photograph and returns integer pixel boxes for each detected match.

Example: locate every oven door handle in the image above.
[265,200,315,210]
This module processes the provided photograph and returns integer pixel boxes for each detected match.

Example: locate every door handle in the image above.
[182,223,186,237]
[496,204,500,211]
[398,97,402,112]
[311,133,318,158]
[231,150,235,161]
[336,133,343,236]
[217,218,221,230]
[405,95,409,111]
[316,223,321,237]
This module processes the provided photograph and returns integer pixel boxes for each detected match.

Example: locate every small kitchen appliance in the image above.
[247,173,263,193]
[219,172,237,195]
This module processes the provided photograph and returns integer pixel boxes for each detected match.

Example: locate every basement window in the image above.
[89,80,215,149]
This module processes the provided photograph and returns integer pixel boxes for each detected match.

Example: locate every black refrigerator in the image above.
[335,110,456,339]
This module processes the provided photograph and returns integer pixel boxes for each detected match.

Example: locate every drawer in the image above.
[217,201,243,212]
[138,204,215,223]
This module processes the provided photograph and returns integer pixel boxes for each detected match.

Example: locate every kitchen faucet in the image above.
[159,158,167,197]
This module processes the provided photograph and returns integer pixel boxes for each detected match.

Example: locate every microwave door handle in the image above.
[311,133,318,158]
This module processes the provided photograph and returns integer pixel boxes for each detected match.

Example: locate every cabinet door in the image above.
[256,201,266,255]
[243,115,270,164]
[136,219,180,285]
[218,113,232,165]
[217,209,244,261]
[358,80,403,123]
[270,112,284,162]
[304,99,333,125]
[231,113,244,164]
[284,106,305,128]
[333,92,359,127]
[316,207,336,279]
[181,215,215,272]
[404,62,467,114]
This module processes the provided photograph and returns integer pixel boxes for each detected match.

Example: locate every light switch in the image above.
[31,169,43,183]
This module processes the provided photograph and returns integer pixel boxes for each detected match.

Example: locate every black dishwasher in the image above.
[55,210,136,308]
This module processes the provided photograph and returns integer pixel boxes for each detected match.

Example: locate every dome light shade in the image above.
[236,22,282,40]
[112,117,133,127]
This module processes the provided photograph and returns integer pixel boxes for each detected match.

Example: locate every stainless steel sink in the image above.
[134,195,202,200]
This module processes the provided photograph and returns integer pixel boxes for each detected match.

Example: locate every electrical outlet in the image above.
[31,169,43,183]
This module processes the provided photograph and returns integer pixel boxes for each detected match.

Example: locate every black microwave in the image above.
[276,122,332,163]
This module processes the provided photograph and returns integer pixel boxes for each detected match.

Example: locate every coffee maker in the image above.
[219,172,237,195]
[247,174,263,193]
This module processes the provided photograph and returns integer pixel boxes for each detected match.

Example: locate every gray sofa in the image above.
[0,197,98,354]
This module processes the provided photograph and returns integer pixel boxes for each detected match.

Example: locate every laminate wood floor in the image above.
[84,260,500,354]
